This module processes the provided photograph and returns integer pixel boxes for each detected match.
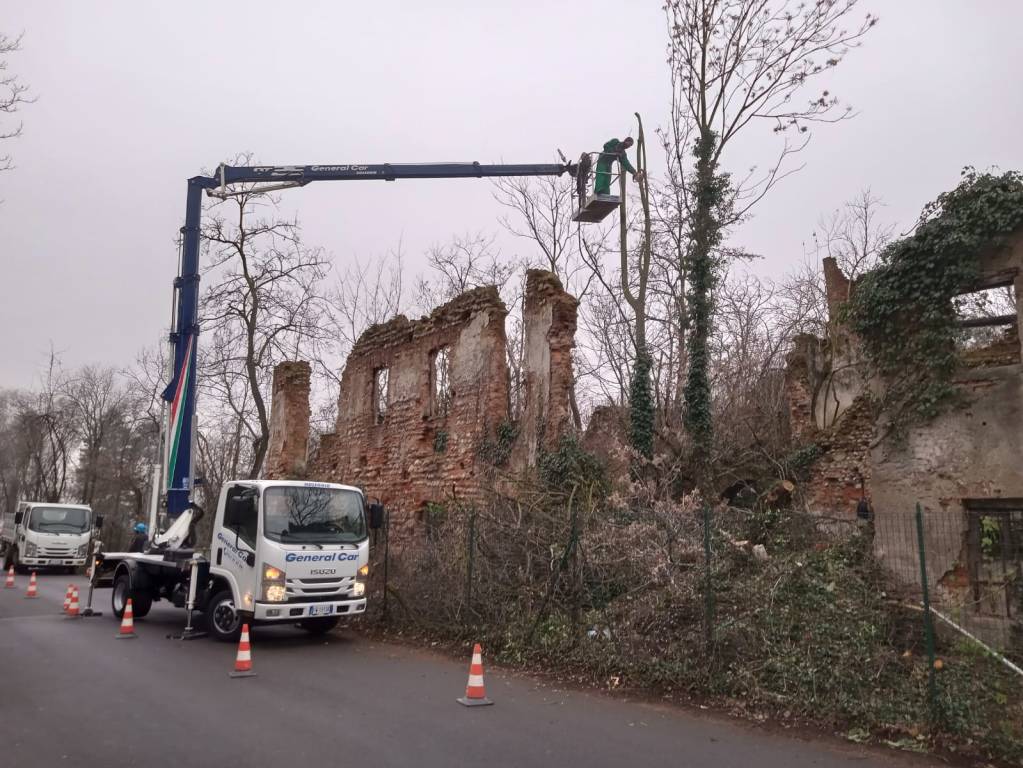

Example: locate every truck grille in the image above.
[40,545,75,557]
[285,576,354,604]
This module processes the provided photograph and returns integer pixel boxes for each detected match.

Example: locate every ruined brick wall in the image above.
[581,405,631,486]
[264,361,311,480]
[798,395,873,519]
[308,287,511,538]
[788,235,1023,648]
[783,334,824,443]
[871,364,1023,589]
[277,270,580,540]
[514,270,580,467]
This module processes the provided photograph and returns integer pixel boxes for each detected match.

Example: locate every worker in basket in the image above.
[593,136,643,196]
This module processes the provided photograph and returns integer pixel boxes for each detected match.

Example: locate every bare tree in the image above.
[62,365,126,506]
[1,32,34,174]
[813,188,894,280]
[414,232,515,310]
[200,164,330,479]
[330,246,406,353]
[16,353,79,503]
[665,0,877,489]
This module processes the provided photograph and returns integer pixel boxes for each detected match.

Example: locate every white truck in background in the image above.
[1,502,95,573]
[94,480,380,641]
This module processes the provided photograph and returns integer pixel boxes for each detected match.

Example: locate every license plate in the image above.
[48,559,63,565]
[309,604,334,617]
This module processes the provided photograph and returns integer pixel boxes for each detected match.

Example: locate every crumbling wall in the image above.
[514,270,580,467]
[266,271,580,539]
[786,234,1023,648]
[308,287,510,538]
[872,364,1023,587]
[264,361,311,480]
[799,395,873,520]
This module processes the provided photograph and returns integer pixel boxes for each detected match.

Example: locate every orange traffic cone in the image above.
[457,643,493,707]
[229,624,257,678]
[63,584,74,613]
[117,598,138,638]
[5,566,15,588]
[66,586,80,618]
[24,571,38,599]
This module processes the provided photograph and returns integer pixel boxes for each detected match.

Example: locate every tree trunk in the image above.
[682,130,723,493]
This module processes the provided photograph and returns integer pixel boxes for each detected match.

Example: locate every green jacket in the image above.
[597,138,636,174]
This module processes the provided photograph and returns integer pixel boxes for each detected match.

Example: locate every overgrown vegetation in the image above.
[370,441,1023,765]
[846,169,1023,433]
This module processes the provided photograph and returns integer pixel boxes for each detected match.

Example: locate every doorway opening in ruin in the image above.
[430,346,452,418]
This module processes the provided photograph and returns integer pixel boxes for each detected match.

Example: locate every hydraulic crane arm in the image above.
[162,159,574,517]
[216,161,573,187]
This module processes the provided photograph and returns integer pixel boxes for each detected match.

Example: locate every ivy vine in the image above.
[845,168,1023,432]
[630,350,654,461]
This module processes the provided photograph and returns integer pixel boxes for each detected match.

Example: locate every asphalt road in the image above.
[0,572,938,768]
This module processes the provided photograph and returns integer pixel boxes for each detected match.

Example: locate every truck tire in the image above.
[112,572,153,619]
[298,617,340,635]
[206,589,243,643]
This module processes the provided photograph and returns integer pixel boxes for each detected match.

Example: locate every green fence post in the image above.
[703,505,714,652]
[914,501,938,720]
[465,507,476,621]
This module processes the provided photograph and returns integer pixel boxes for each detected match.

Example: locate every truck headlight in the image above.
[261,563,287,602]
[25,542,37,557]
[353,563,368,597]
[76,544,88,557]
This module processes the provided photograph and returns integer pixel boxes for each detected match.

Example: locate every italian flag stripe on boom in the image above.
[166,335,194,490]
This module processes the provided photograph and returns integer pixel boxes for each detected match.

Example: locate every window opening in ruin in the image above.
[373,367,390,424]
[954,283,1019,365]
[430,346,452,417]
[963,498,1022,619]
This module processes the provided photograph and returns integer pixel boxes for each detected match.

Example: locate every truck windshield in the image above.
[262,486,367,544]
[28,507,90,534]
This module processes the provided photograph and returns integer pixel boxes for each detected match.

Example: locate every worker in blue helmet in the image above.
[128,522,148,553]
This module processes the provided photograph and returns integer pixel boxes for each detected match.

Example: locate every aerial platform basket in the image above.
[571,150,622,223]
[572,193,621,223]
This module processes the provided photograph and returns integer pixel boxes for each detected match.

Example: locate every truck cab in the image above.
[95,480,371,641]
[2,502,94,573]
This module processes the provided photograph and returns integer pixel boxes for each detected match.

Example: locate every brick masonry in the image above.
[264,361,311,480]
[266,271,580,539]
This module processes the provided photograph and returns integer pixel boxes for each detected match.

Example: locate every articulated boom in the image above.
[162,159,575,517]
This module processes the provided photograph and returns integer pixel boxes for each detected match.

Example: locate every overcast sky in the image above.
[2,1,1022,389]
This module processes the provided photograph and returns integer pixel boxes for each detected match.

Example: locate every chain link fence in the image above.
[875,502,1022,671]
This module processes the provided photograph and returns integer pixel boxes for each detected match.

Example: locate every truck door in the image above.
[216,485,259,598]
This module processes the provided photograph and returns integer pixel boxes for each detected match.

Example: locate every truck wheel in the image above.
[112,573,153,619]
[206,589,242,642]
[298,617,340,635]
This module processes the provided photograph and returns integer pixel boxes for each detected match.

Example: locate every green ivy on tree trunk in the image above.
[683,131,728,489]
[630,348,654,461]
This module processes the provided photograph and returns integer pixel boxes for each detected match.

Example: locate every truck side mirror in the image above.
[224,489,258,547]
[13,512,22,526]
[369,502,385,530]
[94,515,105,530]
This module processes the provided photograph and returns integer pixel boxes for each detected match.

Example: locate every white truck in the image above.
[1,502,95,573]
[93,479,379,641]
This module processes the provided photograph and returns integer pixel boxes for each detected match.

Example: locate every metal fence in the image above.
[873,501,1023,717]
